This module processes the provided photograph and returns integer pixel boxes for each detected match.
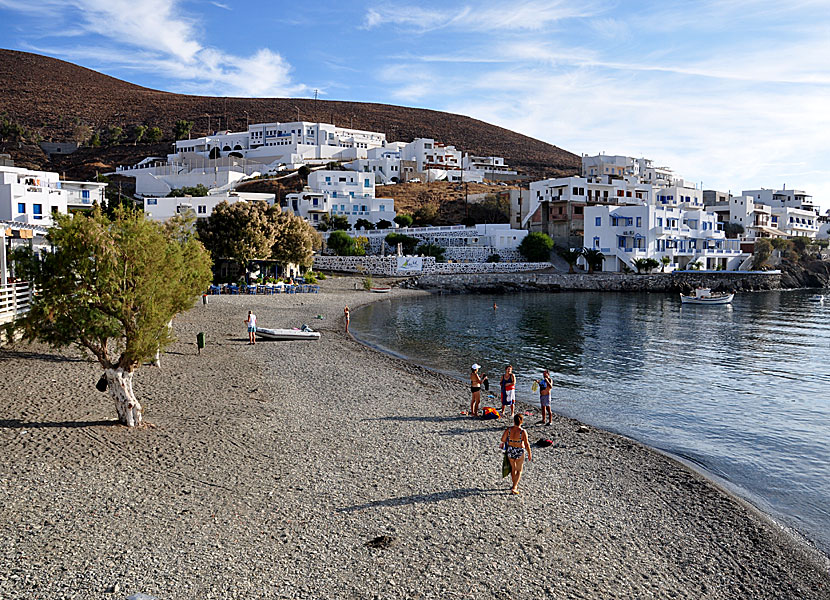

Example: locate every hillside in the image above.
[0,49,579,181]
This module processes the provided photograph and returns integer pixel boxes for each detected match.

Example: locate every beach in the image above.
[1,275,828,599]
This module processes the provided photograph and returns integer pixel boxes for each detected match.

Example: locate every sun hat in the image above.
[471,363,480,370]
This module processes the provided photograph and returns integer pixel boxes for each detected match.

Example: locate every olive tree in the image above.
[12,208,212,427]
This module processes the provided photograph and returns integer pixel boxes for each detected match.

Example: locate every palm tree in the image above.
[582,248,606,274]
[660,256,671,272]
[557,247,583,274]
[632,258,660,274]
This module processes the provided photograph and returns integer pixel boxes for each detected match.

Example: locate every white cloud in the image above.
[3,0,304,97]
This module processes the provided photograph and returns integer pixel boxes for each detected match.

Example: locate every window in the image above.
[82,190,90,199]
[17,202,25,214]
[364,179,371,188]
[146,198,157,205]
[379,205,385,211]
[636,217,642,227]
[198,205,207,214]
[618,236,626,249]
[312,198,319,207]
[595,216,602,226]
[33,204,43,220]
[593,236,600,248]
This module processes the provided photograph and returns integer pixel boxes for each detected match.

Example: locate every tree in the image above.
[412,202,439,226]
[297,165,311,182]
[89,132,101,147]
[72,123,92,145]
[354,218,375,231]
[557,247,582,274]
[327,230,355,256]
[518,232,554,262]
[582,248,606,274]
[173,119,194,141]
[723,222,745,239]
[394,214,413,228]
[146,127,163,143]
[632,257,660,274]
[385,233,419,255]
[106,125,124,146]
[416,242,445,262]
[353,236,369,256]
[376,219,392,230]
[329,214,350,230]
[11,207,212,427]
[753,238,773,269]
[133,124,147,145]
[168,184,210,198]
[660,256,671,272]
[468,194,510,224]
[196,200,279,279]
[271,211,320,268]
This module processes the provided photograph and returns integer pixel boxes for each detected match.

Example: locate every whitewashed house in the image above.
[704,189,818,240]
[284,170,395,228]
[584,204,744,272]
[0,165,106,226]
[142,191,276,222]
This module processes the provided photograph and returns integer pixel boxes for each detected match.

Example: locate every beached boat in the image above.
[370,286,392,293]
[256,326,321,341]
[680,288,734,305]
[808,294,825,303]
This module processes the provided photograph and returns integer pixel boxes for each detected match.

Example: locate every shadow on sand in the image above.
[0,418,119,429]
[337,487,503,513]
[0,349,89,364]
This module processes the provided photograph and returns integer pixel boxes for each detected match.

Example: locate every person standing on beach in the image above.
[538,369,553,425]
[245,310,257,345]
[500,365,516,419]
[500,414,532,494]
[344,306,350,333]
[470,364,487,417]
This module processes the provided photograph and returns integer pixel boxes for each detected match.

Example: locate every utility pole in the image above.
[314,89,318,101]
[206,114,210,135]
[244,110,249,129]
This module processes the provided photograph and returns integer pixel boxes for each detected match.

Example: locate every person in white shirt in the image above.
[245,310,257,345]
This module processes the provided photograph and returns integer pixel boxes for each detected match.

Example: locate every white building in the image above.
[584,204,744,272]
[704,190,818,240]
[116,156,262,197]
[462,155,517,181]
[743,188,818,216]
[143,191,276,222]
[284,170,395,228]
[0,165,106,226]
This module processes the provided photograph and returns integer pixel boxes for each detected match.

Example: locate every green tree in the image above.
[518,232,554,262]
[10,207,211,427]
[196,200,279,280]
[753,238,773,269]
[468,194,510,224]
[723,222,745,239]
[89,132,101,147]
[168,184,210,198]
[770,237,791,251]
[354,218,375,231]
[412,202,439,226]
[791,236,810,255]
[353,236,369,256]
[72,123,93,145]
[146,127,163,143]
[660,256,671,272]
[376,219,393,230]
[271,211,320,268]
[582,248,606,274]
[326,230,356,256]
[329,214,350,230]
[106,125,124,146]
[297,165,311,181]
[557,247,582,274]
[394,214,413,228]
[133,124,147,145]
[416,242,445,262]
[632,257,660,274]
[385,233,419,255]
[173,119,194,141]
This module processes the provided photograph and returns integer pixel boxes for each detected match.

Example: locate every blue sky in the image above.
[1,0,829,204]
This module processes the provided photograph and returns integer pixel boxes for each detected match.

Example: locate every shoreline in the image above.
[348,304,830,565]
[1,275,829,598]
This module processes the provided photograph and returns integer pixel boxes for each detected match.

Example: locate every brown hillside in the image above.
[0,49,579,180]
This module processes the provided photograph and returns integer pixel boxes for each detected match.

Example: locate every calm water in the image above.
[351,290,830,556]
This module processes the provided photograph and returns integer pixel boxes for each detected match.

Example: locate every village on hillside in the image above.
[1,116,826,286]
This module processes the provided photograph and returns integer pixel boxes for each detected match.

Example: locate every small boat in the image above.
[256,326,321,341]
[370,286,392,293]
[808,294,825,303]
[680,287,734,305]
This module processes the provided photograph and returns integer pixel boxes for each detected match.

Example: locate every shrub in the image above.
[416,242,446,262]
[394,214,413,228]
[486,254,501,263]
[519,232,554,262]
[327,230,355,256]
[376,219,392,230]
[753,238,773,269]
[385,233,419,255]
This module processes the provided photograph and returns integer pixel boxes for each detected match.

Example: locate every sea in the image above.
[350,289,830,557]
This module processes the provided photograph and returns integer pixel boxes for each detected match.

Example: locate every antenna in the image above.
[314,89,319,101]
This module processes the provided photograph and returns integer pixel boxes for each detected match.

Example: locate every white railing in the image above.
[0,283,35,326]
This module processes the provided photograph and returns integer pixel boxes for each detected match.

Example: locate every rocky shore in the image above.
[1,276,828,599]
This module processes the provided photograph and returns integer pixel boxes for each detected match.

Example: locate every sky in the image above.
[1,0,829,206]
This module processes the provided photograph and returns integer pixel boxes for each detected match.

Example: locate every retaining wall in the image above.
[313,256,549,276]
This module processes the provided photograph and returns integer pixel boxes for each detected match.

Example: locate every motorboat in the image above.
[808,294,825,303]
[679,287,734,305]
[256,326,321,341]
[370,286,392,293]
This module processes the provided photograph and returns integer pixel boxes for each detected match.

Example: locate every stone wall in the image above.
[404,271,783,294]
[313,256,549,276]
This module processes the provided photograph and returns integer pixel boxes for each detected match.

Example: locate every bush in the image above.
[385,233,419,255]
[486,254,501,263]
[327,230,355,256]
[518,232,554,262]
[376,219,392,230]
[753,238,773,269]
[394,214,413,228]
[363,275,373,290]
[355,218,375,231]
[416,243,445,262]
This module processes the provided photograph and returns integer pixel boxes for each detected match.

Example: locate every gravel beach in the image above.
[1,275,828,599]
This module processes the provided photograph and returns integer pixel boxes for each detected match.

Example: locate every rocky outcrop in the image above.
[779,260,830,289]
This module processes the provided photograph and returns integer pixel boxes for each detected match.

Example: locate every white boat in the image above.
[680,288,734,305]
[808,294,825,303]
[370,287,392,293]
[256,326,321,341]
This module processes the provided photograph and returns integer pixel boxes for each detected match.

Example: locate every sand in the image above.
[1,275,828,599]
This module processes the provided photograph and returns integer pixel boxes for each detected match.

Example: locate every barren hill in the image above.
[0,49,579,180]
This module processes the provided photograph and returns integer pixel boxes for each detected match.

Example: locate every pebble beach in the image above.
[1,276,828,599]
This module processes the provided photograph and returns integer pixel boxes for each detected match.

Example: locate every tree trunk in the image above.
[106,367,142,427]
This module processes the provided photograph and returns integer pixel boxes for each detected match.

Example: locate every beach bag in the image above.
[536,439,553,447]
[96,374,108,392]
[531,380,538,392]
[502,447,511,478]
[481,407,500,420]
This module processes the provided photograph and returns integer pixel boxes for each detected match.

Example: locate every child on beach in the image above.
[500,414,532,495]
[538,369,553,425]
[344,306,350,333]
[500,365,516,419]
[245,310,257,345]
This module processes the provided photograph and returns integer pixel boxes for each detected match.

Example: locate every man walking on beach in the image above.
[245,310,257,345]
[500,365,516,419]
